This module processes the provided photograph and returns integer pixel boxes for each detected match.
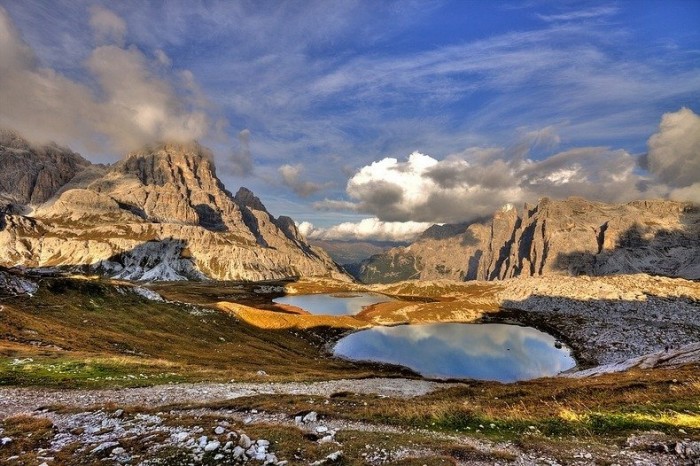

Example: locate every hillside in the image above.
[355,197,700,283]
[0,133,348,281]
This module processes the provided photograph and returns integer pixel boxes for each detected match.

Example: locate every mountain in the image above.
[0,135,348,281]
[0,129,92,207]
[308,239,408,265]
[355,197,700,283]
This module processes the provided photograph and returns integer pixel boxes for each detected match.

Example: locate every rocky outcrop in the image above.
[0,129,91,206]
[356,197,700,283]
[0,137,348,282]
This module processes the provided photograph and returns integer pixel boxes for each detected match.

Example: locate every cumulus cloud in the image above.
[317,140,665,224]
[89,5,126,45]
[298,218,432,242]
[279,164,330,197]
[0,6,212,155]
[647,107,700,188]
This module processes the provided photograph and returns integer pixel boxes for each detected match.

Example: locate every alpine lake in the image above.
[273,293,576,382]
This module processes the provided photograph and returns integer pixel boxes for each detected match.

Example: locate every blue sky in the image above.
[1,1,699,239]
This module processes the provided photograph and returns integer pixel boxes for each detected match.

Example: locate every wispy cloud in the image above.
[536,6,618,22]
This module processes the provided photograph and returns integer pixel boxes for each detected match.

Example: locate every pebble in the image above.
[316,426,329,434]
[204,440,220,452]
[1,437,12,445]
[239,434,252,448]
[214,426,225,435]
[303,411,318,422]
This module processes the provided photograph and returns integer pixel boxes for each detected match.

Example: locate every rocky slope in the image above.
[356,197,700,283]
[0,136,348,281]
[0,129,91,207]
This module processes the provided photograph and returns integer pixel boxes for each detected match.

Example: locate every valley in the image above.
[0,133,698,465]
[1,270,698,465]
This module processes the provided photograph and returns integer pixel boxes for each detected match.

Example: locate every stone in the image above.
[232,446,246,459]
[172,432,189,443]
[303,411,318,423]
[204,440,220,452]
[239,434,252,449]
[315,426,328,434]
[214,426,225,435]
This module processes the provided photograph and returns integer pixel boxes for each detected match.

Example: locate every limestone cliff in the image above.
[0,130,91,206]
[356,197,700,283]
[0,137,348,282]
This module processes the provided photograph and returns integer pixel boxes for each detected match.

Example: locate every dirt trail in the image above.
[0,378,446,419]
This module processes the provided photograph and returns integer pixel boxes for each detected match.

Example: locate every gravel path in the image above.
[0,378,446,419]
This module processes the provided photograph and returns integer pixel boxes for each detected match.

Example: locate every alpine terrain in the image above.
[0,131,347,281]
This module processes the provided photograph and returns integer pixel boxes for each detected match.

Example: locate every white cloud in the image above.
[89,6,126,45]
[0,6,213,155]
[317,134,669,224]
[646,107,700,189]
[298,218,432,242]
[279,164,331,197]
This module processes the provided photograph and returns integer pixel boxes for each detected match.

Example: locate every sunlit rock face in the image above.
[356,197,700,283]
[0,135,349,282]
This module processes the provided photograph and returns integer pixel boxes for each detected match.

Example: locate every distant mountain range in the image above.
[0,130,348,281]
[353,197,700,283]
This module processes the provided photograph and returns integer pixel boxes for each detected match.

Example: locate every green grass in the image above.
[0,277,405,388]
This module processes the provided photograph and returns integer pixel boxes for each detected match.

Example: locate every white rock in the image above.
[172,432,189,443]
[318,435,334,444]
[198,435,208,447]
[257,439,270,447]
[214,453,224,460]
[303,411,318,423]
[214,426,225,435]
[294,415,303,424]
[316,426,328,434]
[111,447,126,455]
[1,437,12,445]
[204,440,220,452]
[239,434,252,448]
[232,445,246,459]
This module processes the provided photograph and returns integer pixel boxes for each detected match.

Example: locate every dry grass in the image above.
[216,301,367,330]
[175,365,700,440]
[0,278,409,387]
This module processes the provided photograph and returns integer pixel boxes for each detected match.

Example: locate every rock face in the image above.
[0,137,348,281]
[0,130,91,206]
[356,197,700,283]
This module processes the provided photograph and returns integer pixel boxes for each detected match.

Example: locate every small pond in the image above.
[273,292,392,316]
[333,323,576,382]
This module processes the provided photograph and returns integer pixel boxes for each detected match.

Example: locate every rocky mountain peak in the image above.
[118,142,219,189]
[0,129,91,205]
[234,187,267,212]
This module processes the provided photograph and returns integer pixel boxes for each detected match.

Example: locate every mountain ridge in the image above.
[355,197,700,283]
[0,134,349,282]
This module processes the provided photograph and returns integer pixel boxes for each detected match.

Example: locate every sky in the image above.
[1,0,699,241]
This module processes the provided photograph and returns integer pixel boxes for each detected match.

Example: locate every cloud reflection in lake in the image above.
[273,293,392,316]
[333,323,576,382]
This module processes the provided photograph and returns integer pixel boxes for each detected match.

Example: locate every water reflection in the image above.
[333,323,576,382]
[273,293,392,316]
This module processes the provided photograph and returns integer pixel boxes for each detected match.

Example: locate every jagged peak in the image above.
[0,128,31,150]
[125,140,213,161]
[234,187,267,212]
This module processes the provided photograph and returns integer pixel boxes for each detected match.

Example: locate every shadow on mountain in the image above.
[238,206,270,248]
[193,204,228,232]
[552,209,700,278]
